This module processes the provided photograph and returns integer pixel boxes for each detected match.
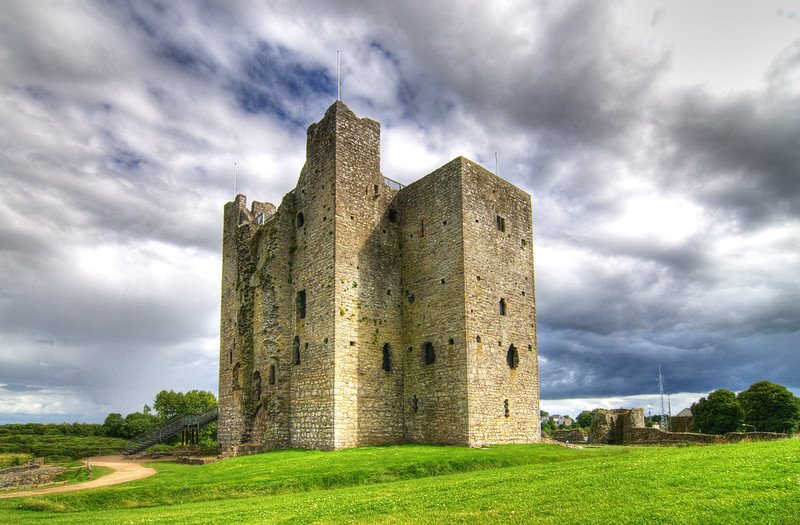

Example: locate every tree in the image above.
[154,389,218,421]
[102,413,128,438]
[738,381,800,433]
[125,411,158,437]
[576,410,595,429]
[691,389,743,434]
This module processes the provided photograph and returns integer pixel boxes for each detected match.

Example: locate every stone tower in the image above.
[219,101,539,452]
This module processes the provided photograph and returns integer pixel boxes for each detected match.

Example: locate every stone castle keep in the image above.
[219,101,540,451]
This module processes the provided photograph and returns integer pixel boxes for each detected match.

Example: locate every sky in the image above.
[1,1,799,423]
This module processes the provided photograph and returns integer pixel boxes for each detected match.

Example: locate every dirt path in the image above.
[0,455,156,498]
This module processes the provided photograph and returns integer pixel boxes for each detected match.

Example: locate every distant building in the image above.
[670,408,693,432]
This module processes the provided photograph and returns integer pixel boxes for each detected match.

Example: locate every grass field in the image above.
[0,434,127,461]
[0,439,798,524]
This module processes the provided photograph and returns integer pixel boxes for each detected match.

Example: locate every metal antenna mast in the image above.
[658,366,668,430]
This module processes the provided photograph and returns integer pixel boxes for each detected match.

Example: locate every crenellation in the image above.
[219,102,539,451]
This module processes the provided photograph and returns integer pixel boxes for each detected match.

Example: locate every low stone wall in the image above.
[552,429,587,443]
[625,428,789,446]
[625,428,720,445]
[722,432,787,443]
[0,464,66,488]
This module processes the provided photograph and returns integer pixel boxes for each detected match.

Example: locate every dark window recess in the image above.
[269,364,276,385]
[411,395,419,412]
[388,209,399,223]
[229,350,232,364]
[521,238,527,247]
[324,337,329,344]
[293,336,301,365]
[448,338,454,345]
[497,215,506,232]
[476,335,482,343]
[296,212,305,227]
[504,399,510,418]
[296,290,306,319]
[440,278,445,284]
[408,294,415,304]
[528,344,532,351]
[253,371,262,401]
[423,342,435,365]
[420,219,425,237]
[350,341,356,346]
[499,298,507,316]
[373,184,379,198]
[507,345,519,369]
[382,343,392,372]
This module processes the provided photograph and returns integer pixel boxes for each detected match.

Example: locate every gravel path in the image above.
[0,455,156,498]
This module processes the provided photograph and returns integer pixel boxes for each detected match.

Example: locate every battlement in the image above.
[219,102,540,451]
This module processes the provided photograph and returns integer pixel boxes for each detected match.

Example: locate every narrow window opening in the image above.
[443,220,447,225]
[296,212,305,228]
[521,238,527,247]
[350,341,356,346]
[496,215,506,232]
[229,350,232,364]
[499,298,507,316]
[324,337,329,344]
[296,290,306,319]
[448,338,454,345]
[253,371,262,401]
[408,294,415,304]
[386,289,391,295]
[269,364,276,385]
[411,395,419,412]
[382,343,393,373]
[293,336,301,365]
[504,399,510,418]
[440,278,445,284]
[476,335,482,343]
[420,219,425,237]
[373,184,379,198]
[388,209,398,223]
[423,342,435,365]
[507,345,519,369]
[528,344,532,351]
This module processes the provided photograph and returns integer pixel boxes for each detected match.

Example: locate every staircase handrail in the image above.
[123,407,219,454]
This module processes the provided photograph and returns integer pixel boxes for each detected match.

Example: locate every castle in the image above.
[218,101,540,452]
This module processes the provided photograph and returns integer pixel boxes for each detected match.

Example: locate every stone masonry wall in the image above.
[461,159,540,446]
[396,161,470,445]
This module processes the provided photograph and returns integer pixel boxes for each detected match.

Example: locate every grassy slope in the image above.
[0,440,798,524]
[0,435,127,461]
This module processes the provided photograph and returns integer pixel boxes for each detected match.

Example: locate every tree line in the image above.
[102,389,217,439]
[691,380,800,434]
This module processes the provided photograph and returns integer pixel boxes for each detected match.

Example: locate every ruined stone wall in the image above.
[218,195,255,450]
[0,464,66,488]
[552,429,587,443]
[396,162,469,445]
[248,194,293,450]
[460,159,540,446]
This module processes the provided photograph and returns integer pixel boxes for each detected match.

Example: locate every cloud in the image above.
[1,0,798,423]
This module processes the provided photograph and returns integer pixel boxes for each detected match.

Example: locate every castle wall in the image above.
[460,160,540,446]
[285,109,341,449]
[396,160,470,445]
[329,103,405,448]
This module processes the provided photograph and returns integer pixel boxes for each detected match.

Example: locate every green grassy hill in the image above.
[1,439,798,524]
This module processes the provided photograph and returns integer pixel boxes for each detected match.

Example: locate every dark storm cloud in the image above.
[1,0,798,421]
